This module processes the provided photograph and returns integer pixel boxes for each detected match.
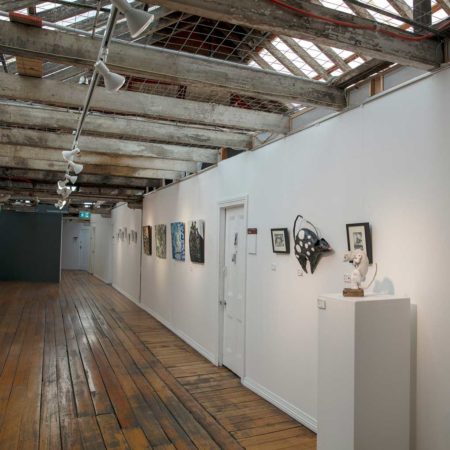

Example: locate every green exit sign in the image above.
[79,211,91,220]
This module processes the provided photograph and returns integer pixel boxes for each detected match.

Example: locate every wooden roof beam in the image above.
[0,22,346,109]
[0,73,289,133]
[143,0,443,69]
[0,168,157,188]
[0,144,200,173]
[0,102,252,150]
[0,154,183,180]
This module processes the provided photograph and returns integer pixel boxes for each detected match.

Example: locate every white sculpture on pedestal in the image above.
[343,250,377,296]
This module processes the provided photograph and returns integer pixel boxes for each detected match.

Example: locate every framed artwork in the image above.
[189,220,205,263]
[271,228,290,254]
[346,222,373,264]
[155,224,166,258]
[143,225,152,255]
[171,222,185,261]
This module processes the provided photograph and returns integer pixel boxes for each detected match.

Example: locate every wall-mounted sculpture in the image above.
[293,215,331,274]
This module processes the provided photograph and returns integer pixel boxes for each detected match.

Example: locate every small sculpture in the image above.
[343,249,377,297]
[293,215,331,274]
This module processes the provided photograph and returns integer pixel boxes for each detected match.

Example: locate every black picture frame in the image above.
[346,222,373,264]
[271,228,290,254]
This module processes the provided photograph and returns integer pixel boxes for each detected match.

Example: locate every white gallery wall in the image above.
[112,203,142,302]
[137,67,450,450]
[90,214,113,284]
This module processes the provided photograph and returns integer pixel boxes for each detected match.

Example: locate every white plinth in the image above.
[317,294,411,450]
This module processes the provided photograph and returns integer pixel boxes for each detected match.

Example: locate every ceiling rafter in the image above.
[141,0,442,69]
[0,22,346,108]
[0,73,289,132]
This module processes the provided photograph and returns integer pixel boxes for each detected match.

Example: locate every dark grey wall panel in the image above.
[0,211,62,282]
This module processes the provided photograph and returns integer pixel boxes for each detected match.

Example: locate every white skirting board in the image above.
[112,284,140,305]
[242,377,318,433]
[137,303,218,366]
[111,284,218,366]
[93,273,112,285]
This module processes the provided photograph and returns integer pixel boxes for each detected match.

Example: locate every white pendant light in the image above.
[95,61,126,92]
[65,173,78,184]
[57,180,67,190]
[68,160,84,175]
[55,199,67,210]
[111,0,154,38]
[62,147,81,162]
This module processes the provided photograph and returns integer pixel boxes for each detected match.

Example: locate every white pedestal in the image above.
[317,294,411,450]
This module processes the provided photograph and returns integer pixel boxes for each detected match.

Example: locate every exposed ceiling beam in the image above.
[0,168,156,188]
[0,103,252,150]
[0,154,182,179]
[278,36,332,81]
[0,22,346,108]
[0,1,39,11]
[0,188,138,203]
[0,127,220,164]
[0,144,201,173]
[143,0,443,69]
[38,0,110,23]
[0,73,288,132]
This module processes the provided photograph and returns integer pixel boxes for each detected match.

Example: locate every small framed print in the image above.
[271,228,290,254]
[346,222,373,264]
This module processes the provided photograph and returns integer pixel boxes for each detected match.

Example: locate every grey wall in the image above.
[0,211,62,282]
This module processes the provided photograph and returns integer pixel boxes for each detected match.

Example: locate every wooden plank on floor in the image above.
[0,272,316,450]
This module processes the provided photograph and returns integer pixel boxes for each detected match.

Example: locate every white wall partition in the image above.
[111,203,142,303]
[136,68,450,450]
[90,214,113,284]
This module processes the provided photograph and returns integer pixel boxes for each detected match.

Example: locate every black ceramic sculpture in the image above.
[293,215,331,274]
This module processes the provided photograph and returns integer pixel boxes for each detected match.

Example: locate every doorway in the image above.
[61,220,91,271]
[79,227,90,271]
[218,197,248,378]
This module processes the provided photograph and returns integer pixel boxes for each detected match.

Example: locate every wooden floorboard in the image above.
[0,271,316,449]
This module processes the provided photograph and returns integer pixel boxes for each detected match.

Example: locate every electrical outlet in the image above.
[271,263,277,271]
[344,273,351,283]
[317,299,326,310]
[297,268,303,277]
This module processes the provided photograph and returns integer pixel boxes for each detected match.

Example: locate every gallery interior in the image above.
[0,0,449,449]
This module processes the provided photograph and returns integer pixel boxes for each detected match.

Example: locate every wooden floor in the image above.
[0,271,316,449]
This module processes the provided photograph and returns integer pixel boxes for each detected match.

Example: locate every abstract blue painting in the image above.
[171,222,185,261]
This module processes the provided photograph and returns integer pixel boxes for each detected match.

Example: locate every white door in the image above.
[89,227,96,274]
[222,205,246,377]
[79,228,91,271]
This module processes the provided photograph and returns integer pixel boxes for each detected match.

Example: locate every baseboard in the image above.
[112,284,140,305]
[242,377,318,432]
[137,302,218,366]
[93,273,111,285]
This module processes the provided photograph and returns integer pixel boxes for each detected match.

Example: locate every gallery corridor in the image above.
[0,272,316,449]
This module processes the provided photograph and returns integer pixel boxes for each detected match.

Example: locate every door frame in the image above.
[217,195,248,377]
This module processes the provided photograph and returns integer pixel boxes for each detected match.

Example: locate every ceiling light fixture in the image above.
[62,147,81,162]
[110,0,155,38]
[65,173,78,184]
[95,60,125,92]
[67,161,84,175]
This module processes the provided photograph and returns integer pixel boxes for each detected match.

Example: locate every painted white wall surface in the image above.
[90,214,113,284]
[111,203,142,303]
[61,219,90,270]
[139,68,450,450]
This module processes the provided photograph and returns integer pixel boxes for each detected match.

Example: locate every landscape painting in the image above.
[143,225,152,255]
[189,220,205,263]
[155,224,166,259]
[171,222,185,261]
